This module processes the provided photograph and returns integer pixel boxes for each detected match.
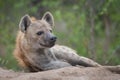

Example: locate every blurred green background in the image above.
[0,0,120,71]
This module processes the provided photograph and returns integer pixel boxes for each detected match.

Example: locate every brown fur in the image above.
[14,31,38,71]
[14,12,101,72]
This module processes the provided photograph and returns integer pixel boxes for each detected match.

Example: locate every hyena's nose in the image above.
[50,36,57,42]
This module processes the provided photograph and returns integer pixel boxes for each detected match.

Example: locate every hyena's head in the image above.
[19,12,57,49]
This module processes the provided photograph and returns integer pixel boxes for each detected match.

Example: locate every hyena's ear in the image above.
[19,14,32,33]
[42,12,54,27]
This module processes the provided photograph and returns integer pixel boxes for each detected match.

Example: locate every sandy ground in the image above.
[0,66,120,80]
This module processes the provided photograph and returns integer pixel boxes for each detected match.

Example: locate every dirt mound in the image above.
[0,66,120,80]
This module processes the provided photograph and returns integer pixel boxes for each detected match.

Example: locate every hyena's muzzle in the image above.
[41,32,57,47]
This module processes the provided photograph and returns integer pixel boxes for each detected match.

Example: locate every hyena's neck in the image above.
[35,48,57,61]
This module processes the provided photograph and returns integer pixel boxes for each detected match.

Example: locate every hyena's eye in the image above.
[36,31,44,35]
[50,30,52,33]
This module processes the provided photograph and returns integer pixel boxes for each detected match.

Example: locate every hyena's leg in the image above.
[51,45,101,67]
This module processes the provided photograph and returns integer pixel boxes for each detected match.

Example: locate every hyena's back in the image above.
[14,31,31,69]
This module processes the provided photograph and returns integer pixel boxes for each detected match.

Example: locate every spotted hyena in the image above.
[13,12,101,72]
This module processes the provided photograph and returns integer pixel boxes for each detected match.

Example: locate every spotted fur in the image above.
[14,12,101,72]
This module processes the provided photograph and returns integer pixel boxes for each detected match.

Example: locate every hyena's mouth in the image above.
[40,42,55,47]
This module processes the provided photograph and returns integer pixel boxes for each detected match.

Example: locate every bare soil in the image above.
[0,66,120,80]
